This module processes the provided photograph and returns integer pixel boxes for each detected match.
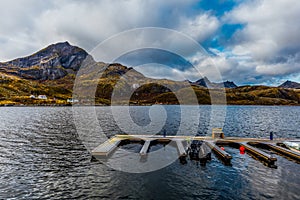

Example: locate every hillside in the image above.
[0,41,300,106]
[0,72,71,105]
[226,86,300,105]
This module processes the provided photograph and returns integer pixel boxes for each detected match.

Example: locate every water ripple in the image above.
[0,106,299,199]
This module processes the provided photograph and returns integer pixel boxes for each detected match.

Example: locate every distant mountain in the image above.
[193,77,210,87]
[0,41,89,80]
[191,77,237,88]
[0,41,300,106]
[221,81,238,88]
[279,80,300,89]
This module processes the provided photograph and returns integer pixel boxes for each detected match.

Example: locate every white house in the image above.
[29,95,36,99]
[37,95,47,100]
[132,84,140,89]
[67,98,79,103]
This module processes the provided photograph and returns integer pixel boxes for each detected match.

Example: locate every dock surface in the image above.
[240,142,277,167]
[140,140,152,156]
[91,134,300,167]
[205,141,232,164]
[263,142,300,162]
[175,140,187,157]
[91,137,122,157]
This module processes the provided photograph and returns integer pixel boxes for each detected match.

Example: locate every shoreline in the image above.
[1,103,300,107]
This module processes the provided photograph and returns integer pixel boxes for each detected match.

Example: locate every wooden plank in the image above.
[91,137,122,157]
[263,143,300,162]
[114,135,280,143]
[140,140,152,156]
[220,138,277,143]
[204,141,232,164]
[115,134,211,141]
[175,140,186,157]
[240,142,277,166]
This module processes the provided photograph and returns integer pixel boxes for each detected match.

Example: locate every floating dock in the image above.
[91,131,300,168]
[255,142,300,162]
[91,137,122,157]
[175,140,187,157]
[204,141,232,165]
[239,142,277,167]
[140,139,152,156]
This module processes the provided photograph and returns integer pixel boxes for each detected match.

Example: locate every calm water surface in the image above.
[0,106,299,199]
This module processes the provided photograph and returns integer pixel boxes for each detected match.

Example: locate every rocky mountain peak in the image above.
[223,81,237,88]
[194,77,210,87]
[192,77,237,88]
[279,80,300,89]
[0,41,89,80]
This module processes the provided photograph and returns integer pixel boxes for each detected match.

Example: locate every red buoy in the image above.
[221,147,225,151]
[239,146,245,154]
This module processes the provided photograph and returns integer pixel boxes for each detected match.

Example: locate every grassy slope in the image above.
[0,73,72,105]
[138,85,300,105]
[226,86,300,105]
[1,71,300,106]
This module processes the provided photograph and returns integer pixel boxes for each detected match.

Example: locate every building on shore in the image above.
[67,98,79,103]
[37,95,47,100]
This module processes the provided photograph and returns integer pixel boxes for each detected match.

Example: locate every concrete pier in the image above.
[91,133,300,168]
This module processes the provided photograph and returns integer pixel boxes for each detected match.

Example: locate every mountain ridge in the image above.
[279,80,300,89]
[191,77,238,88]
[0,41,300,106]
[1,41,299,88]
[0,41,88,80]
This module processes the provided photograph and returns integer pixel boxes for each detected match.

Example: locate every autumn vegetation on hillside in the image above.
[1,42,299,106]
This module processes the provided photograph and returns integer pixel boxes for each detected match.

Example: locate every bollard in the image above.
[270,132,273,141]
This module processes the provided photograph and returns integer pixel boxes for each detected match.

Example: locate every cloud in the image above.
[134,63,202,81]
[0,0,202,61]
[187,48,255,84]
[255,52,300,76]
[178,13,220,42]
[0,0,300,86]
[215,0,300,84]
[0,0,54,60]
[224,0,300,60]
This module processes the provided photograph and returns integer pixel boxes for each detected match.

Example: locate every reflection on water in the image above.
[0,106,299,199]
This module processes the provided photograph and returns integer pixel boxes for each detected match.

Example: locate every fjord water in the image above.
[0,106,299,199]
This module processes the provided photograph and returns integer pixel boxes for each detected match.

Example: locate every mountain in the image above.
[192,77,237,88]
[223,81,238,88]
[0,41,299,106]
[193,77,210,87]
[0,41,88,80]
[279,80,300,89]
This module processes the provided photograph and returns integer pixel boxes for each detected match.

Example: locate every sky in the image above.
[0,0,300,85]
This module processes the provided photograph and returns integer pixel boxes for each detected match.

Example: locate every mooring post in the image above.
[270,132,273,141]
[163,129,166,137]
